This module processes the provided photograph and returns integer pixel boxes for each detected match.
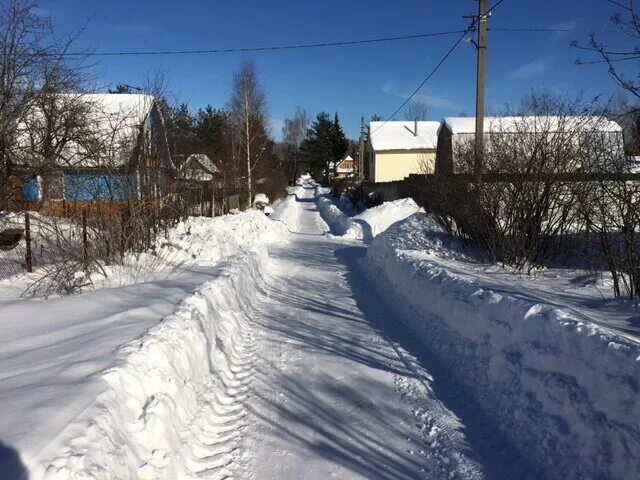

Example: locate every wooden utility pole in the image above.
[474,0,488,179]
[358,116,366,181]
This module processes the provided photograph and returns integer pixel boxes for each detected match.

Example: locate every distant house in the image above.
[335,155,355,178]
[11,93,173,215]
[436,116,624,175]
[179,153,219,182]
[367,120,440,182]
[177,153,220,216]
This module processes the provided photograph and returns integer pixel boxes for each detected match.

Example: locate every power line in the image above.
[372,22,476,134]
[487,0,508,14]
[371,2,506,134]
[43,30,468,57]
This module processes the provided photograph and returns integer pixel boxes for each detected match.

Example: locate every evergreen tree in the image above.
[301,111,348,182]
[108,84,135,94]
[166,103,195,162]
[331,112,349,174]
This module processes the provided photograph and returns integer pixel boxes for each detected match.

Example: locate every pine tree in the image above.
[330,113,349,176]
[108,84,135,94]
[301,112,348,183]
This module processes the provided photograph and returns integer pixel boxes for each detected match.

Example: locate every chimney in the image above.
[414,118,418,136]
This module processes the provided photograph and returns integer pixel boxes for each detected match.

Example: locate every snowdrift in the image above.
[347,198,422,240]
[0,211,289,479]
[269,186,303,231]
[38,246,269,479]
[364,213,640,480]
[316,194,422,241]
[149,211,286,267]
[316,195,356,237]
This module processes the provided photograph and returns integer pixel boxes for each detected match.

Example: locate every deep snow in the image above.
[242,183,497,479]
[0,211,286,478]
[315,190,422,241]
[363,212,640,479]
[2,179,638,479]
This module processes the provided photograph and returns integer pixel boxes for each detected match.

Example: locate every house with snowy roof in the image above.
[367,120,441,182]
[177,153,221,216]
[179,153,219,182]
[436,116,623,175]
[335,155,355,178]
[11,93,173,215]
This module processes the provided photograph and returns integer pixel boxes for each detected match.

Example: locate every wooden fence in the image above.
[360,172,640,207]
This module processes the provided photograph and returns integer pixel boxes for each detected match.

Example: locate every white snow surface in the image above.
[443,115,622,134]
[0,211,287,478]
[364,212,640,480]
[14,94,162,169]
[369,121,440,151]
[315,192,422,241]
[3,178,639,479]
[242,182,491,479]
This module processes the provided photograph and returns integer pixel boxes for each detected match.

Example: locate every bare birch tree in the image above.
[282,106,309,182]
[228,59,269,207]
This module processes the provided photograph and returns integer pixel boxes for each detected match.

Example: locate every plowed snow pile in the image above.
[315,193,422,241]
[345,198,422,240]
[0,211,288,479]
[363,212,640,479]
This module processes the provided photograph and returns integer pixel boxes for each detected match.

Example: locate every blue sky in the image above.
[39,0,634,139]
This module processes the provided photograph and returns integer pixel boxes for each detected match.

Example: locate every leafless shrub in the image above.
[425,92,625,273]
[577,163,640,298]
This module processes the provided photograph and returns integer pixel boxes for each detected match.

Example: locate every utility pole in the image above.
[474,0,488,179]
[358,115,366,182]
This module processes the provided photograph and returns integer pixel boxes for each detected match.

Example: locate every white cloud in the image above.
[508,57,552,79]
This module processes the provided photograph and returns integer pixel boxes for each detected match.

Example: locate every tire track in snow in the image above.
[180,305,261,480]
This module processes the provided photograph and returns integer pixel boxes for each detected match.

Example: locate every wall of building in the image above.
[372,150,435,182]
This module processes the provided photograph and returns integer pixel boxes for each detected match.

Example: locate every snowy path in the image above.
[236,186,539,480]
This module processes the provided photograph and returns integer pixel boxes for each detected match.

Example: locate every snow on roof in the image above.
[336,155,354,173]
[180,154,219,181]
[369,121,440,151]
[14,93,160,169]
[443,116,622,135]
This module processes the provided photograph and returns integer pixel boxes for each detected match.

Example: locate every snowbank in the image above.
[147,211,286,268]
[0,211,287,294]
[316,195,358,237]
[364,213,640,480]
[0,212,288,479]
[38,246,269,479]
[269,186,303,231]
[345,198,422,240]
[316,194,422,242]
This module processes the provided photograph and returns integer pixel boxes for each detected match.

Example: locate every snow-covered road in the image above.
[237,186,538,479]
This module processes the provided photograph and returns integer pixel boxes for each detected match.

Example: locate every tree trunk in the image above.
[246,115,252,209]
[210,179,215,217]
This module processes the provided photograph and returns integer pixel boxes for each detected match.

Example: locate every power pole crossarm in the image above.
[474,0,488,179]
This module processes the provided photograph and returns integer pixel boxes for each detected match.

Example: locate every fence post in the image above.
[120,205,128,259]
[24,212,32,273]
[82,208,88,266]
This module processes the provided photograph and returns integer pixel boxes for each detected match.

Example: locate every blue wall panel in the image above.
[64,173,137,201]
[22,177,40,201]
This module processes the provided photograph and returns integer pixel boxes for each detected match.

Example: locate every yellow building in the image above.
[367,120,440,182]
